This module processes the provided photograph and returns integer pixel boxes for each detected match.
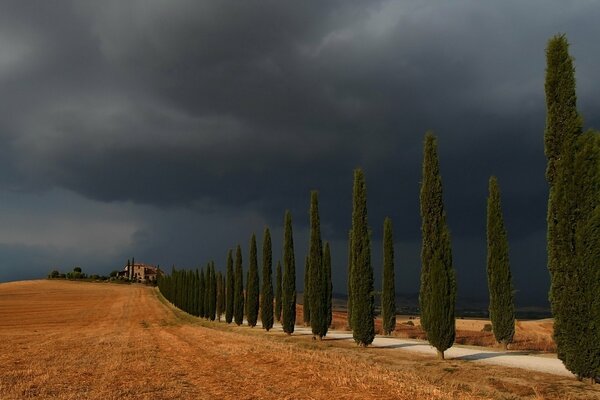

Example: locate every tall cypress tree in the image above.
[419,132,456,360]
[486,177,515,350]
[282,210,297,335]
[347,230,353,330]
[210,263,217,320]
[382,217,396,335]
[216,271,224,322]
[234,245,244,326]
[204,263,211,319]
[351,169,375,346]
[308,191,328,339]
[260,228,274,331]
[323,242,333,328]
[545,34,600,381]
[303,255,311,326]
[571,131,600,381]
[246,234,260,327]
[275,261,282,323]
[198,268,206,318]
[545,34,581,374]
[225,249,234,324]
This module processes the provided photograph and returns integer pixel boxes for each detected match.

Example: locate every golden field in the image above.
[0,280,598,399]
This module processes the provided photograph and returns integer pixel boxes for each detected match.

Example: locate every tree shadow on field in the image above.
[376,343,421,349]
[453,351,532,361]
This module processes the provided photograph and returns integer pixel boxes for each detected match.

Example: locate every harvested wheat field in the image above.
[1,280,598,400]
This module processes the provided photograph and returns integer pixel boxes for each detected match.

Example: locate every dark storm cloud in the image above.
[1,1,599,304]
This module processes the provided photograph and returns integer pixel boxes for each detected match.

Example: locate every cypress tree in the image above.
[204,263,211,319]
[419,132,456,360]
[211,263,218,320]
[216,271,224,321]
[233,245,244,326]
[246,234,260,327]
[543,34,600,381]
[323,242,333,328]
[260,228,274,331]
[350,169,375,346]
[225,249,234,324]
[303,255,311,326]
[347,230,353,330]
[195,269,201,316]
[382,217,396,336]
[308,191,328,339]
[486,177,515,350]
[198,268,206,318]
[282,210,297,335]
[275,260,282,323]
[571,131,600,381]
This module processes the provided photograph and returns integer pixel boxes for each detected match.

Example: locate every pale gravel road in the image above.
[254,321,574,377]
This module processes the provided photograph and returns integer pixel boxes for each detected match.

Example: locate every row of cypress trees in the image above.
[156,35,598,377]
[158,263,225,321]
[158,210,301,335]
[157,140,515,360]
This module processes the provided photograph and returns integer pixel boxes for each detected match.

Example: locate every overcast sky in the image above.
[1,1,599,306]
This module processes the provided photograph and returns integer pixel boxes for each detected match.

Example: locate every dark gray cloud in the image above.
[0,1,599,306]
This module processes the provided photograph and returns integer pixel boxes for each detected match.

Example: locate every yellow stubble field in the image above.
[0,280,598,399]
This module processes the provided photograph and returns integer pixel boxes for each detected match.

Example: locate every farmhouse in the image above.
[118,262,160,283]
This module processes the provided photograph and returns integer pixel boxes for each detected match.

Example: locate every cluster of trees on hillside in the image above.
[156,34,598,382]
[48,267,90,280]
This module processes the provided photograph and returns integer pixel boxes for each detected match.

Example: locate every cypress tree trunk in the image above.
[308,191,328,339]
[486,177,515,349]
[275,260,282,323]
[225,249,234,323]
[246,234,260,327]
[382,217,396,336]
[347,230,353,330]
[199,268,206,318]
[351,169,375,346]
[233,245,244,326]
[260,228,274,331]
[545,35,600,381]
[324,242,333,328]
[282,210,297,335]
[419,132,456,360]
[303,255,311,326]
